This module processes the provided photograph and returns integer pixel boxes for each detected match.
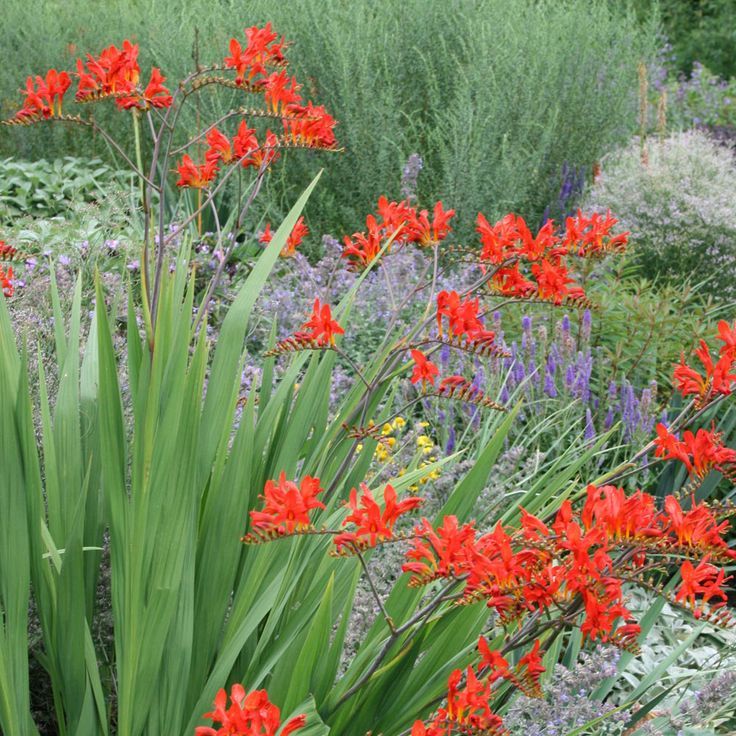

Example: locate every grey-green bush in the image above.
[582,130,736,300]
[0,0,657,235]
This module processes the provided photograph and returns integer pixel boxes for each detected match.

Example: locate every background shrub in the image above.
[582,130,736,300]
[0,0,656,236]
[630,0,736,79]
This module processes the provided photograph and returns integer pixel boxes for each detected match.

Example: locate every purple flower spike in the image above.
[584,408,596,442]
[445,426,456,455]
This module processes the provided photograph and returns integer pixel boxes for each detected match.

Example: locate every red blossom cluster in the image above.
[203,122,281,169]
[341,197,455,269]
[410,349,440,388]
[281,102,337,149]
[76,41,172,109]
[8,39,172,121]
[262,299,345,356]
[248,472,325,534]
[655,423,736,479]
[0,265,13,298]
[258,216,309,257]
[176,122,279,188]
[196,684,305,736]
[403,483,734,635]
[476,210,628,304]
[223,23,286,86]
[334,483,423,551]
[673,321,736,406]
[243,476,422,553]
[225,25,336,148]
[244,470,734,632]
[402,291,502,392]
[176,27,336,188]
[0,241,20,261]
[297,298,344,346]
[15,70,71,120]
[436,290,496,344]
[412,638,545,736]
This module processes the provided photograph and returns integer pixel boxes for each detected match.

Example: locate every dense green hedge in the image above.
[0,0,656,235]
[630,0,736,79]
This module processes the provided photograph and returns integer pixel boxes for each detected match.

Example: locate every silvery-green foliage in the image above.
[504,647,628,736]
[582,131,736,299]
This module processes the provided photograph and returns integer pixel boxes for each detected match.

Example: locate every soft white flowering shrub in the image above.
[583,130,736,299]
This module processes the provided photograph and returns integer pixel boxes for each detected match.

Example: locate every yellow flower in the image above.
[382,422,394,436]
[375,444,391,462]
[392,416,407,430]
[416,435,434,455]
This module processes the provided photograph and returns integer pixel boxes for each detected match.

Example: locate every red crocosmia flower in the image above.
[117,66,172,109]
[0,242,20,261]
[196,683,306,736]
[581,484,661,543]
[16,69,72,120]
[175,154,218,188]
[491,264,536,298]
[673,340,736,403]
[519,218,557,262]
[341,215,383,270]
[224,38,250,85]
[249,472,325,534]
[205,127,235,165]
[204,129,231,165]
[438,667,505,734]
[580,592,631,643]
[259,217,309,257]
[477,636,510,684]
[717,319,736,360]
[476,212,521,264]
[0,266,14,298]
[436,290,484,339]
[530,258,580,304]
[410,349,439,388]
[263,70,302,114]
[406,201,455,246]
[141,67,172,108]
[224,23,285,85]
[232,120,258,161]
[519,509,550,542]
[563,209,629,257]
[334,483,423,550]
[283,102,338,148]
[517,640,545,695]
[654,423,736,478]
[239,129,280,169]
[402,515,477,583]
[663,496,735,556]
[376,195,415,238]
[258,223,274,246]
[676,558,729,613]
[75,40,141,104]
[302,298,344,345]
[437,375,472,395]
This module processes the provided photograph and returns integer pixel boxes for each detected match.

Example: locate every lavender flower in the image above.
[584,408,596,442]
[400,153,423,203]
[445,426,456,455]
